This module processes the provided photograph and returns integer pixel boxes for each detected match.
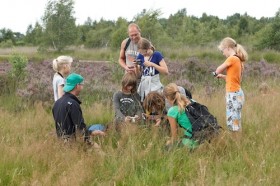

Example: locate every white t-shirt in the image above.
[52,73,64,101]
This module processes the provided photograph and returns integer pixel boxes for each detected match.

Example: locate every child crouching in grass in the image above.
[143,91,168,128]
[113,72,144,132]
[163,83,198,150]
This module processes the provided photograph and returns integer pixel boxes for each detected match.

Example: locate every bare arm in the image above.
[166,116,178,145]
[119,39,133,73]
[215,62,228,80]
[57,85,64,99]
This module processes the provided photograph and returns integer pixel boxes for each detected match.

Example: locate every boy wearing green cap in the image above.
[52,73,105,143]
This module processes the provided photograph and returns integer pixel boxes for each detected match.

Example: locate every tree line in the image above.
[0,0,280,52]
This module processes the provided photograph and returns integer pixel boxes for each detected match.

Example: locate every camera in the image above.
[212,72,217,77]
[130,116,136,123]
[135,59,142,65]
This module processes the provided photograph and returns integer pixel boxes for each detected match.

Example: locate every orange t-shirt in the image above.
[224,56,242,92]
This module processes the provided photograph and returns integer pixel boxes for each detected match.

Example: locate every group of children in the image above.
[51,54,196,148]
[52,35,248,149]
[113,71,199,148]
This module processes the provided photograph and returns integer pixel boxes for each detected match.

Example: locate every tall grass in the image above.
[0,47,279,185]
[0,82,279,185]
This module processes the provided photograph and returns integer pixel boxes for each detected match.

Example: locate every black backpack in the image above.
[184,100,221,144]
[183,87,192,99]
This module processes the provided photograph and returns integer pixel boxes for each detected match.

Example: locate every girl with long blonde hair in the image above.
[214,37,248,131]
[163,83,198,149]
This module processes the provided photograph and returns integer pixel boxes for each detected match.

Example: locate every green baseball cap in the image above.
[63,73,84,92]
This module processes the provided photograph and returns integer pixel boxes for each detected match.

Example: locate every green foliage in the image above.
[135,9,165,45]
[24,22,44,46]
[42,0,77,52]
[0,39,13,48]
[75,17,95,45]
[262,51,280,63]
[0,28,15,44]
[110,18,129,49]
[8,53,28,78]
[256,9,280,51]
[165,9,187,40]
[85,28,112,48]
[9,54,28,81]
[84,19,115,48]
[5,6,279,53]
[6,53,28,93]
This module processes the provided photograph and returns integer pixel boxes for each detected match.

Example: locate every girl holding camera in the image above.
[136,38,169,102]
[214,37,248,132]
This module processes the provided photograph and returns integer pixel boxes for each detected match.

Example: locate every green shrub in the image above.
[8,53,28,79]
[262,51,280,64]
[7,53,28,93]
[0,40,14,48]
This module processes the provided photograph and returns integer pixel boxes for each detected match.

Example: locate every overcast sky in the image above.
[1,0,280,34]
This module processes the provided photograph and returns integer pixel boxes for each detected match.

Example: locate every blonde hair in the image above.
[52,56,73,72]
[137,38,155,51]
[163,83,190,112]
[218,37,248,68]
[121,72,137,93]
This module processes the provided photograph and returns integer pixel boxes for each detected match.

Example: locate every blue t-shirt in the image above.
[137,51,164,76]
[167,105,192,137]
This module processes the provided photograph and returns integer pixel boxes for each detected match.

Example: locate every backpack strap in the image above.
[178,107,193,136]
[124,38,131,52]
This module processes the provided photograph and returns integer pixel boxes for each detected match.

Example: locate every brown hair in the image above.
[137,38,155,51]
[143,91,165,114]
[163,83,190,112]
[121,72,137,93]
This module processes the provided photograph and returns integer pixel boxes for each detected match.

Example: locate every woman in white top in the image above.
[52,56,73,101]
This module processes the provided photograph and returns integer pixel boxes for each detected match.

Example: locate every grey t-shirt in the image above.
[113,91,143,123]
[125,38,139,67]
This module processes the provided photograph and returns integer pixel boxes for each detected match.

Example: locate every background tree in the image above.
[256,9,280,51]
[0,28,15,45]
[84,19,115,48]
[1,6,280,54]
[76,17,95,45]
[24,22,44,46]
[165,9,187,41]
[41,0,77,52]
[110,18,129,49]
[134,9,166,47]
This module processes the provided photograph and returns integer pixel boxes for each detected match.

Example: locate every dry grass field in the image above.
[0,47,279,185]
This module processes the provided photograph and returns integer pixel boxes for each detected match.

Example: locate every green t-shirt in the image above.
[167,105,192,137]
